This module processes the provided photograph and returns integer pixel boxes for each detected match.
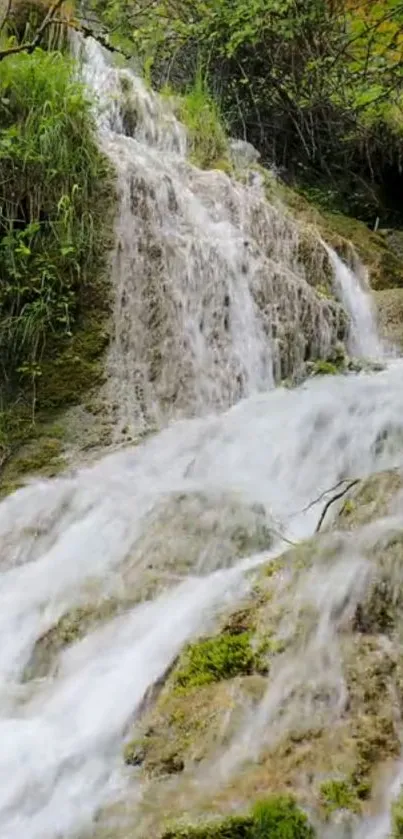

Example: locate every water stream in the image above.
[0,37,402,839]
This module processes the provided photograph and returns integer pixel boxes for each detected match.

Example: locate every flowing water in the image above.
[1,37,403,839]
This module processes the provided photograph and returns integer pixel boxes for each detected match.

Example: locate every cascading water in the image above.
[325,243,386,360]
[79,38,352,438]
[1,36,403,839]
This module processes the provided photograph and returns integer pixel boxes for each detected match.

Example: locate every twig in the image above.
[297,477,356,516]
[74,21,132,59]
[271,526,297,548]
[0,0,65,60]
[315,479,359,533]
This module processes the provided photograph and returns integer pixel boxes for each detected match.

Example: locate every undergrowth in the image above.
[0,48,113,399]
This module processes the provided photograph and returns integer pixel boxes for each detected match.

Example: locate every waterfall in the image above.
[1,37,403,839]
[79,38,349,437]
[325,243,385,359]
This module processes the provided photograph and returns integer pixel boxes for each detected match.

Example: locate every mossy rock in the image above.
[23,599,123,679]
[117,516,403,835]
[173,632,269,693]
[0,294,111,496]
[0,433,66,498]
[374,288,403,350]
[334,470,403,532]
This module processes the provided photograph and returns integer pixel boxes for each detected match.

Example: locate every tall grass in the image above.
[176,72,229,169]
[0,48,112,391]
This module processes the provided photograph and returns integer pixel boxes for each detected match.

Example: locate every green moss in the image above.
[161,814,253,839]
[319,779,360,815]
[340,499,356,517]
[0,435,65,497]
[161,797,314,839]
[311,360,339,376]
[174,633,259,691]
[36,312,110,411]
[252,797,314,839]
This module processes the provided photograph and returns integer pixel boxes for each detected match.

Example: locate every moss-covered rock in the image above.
[115,498,403,837]
[0,281,113,496]
[374,288,403,350]
[173,633,258,691]
[334,470,403,532]
[23,599,123,679]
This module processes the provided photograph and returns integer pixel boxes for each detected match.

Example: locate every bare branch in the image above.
[316,479,359,533]
[0,0,66,62]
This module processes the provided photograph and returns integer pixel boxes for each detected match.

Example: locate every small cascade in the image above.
[79,38,347,438]
[325,244,385,359]
[1,363,403,838]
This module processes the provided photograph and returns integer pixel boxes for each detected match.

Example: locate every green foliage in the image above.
[174,632,257,690]
[311,360,339,377]
[161,796,315,838]
[319,779,359,815]
[110,0,403,224]
[252,797,315,839]
[0,48,112,393]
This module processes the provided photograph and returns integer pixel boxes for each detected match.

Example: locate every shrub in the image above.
[0,48,112,395]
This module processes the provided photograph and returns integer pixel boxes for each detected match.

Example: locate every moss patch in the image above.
[319,779,360,816]
[161,796,314,839]
[335,470,403,532]
[173,633,263,692]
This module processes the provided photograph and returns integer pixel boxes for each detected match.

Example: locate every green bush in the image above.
[0,48,112,393]
[174,632,257,690]
[252,797,314,839]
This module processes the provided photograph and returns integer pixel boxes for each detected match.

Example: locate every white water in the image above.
[1,36,403,839]
[2,362,403,838]
[325,244,385,360]
[79,38,356,437]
